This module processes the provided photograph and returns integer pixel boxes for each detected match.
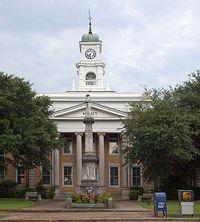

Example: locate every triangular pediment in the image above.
[53,102,127,119]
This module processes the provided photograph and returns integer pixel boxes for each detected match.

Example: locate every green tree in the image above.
[123,86,199,190]
[174,71,200,186]
[0,72,62,185]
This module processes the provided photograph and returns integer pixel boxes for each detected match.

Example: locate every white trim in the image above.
[54,103,85,117]
[38,92,143,102]
[109,164,120,188]
[52,117,125,120]
[54,102,127,118]
[41,166,51,186]
[62,163,73,187]
[131,165,142,187]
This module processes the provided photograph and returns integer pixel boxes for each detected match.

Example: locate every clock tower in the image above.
[76,14,107,91]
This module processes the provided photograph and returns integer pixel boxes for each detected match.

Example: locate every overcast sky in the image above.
[0,0,199,93]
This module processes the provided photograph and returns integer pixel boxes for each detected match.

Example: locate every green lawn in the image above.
[0,198,35,209]
[141,200,200,217]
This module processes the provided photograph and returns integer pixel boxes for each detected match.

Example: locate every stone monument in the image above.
[81,94,98,189]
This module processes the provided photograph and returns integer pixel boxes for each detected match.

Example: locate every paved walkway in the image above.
[1,211,153,221]
[19,200,150,212]
[1,200,200,221]
[0,200,153,221]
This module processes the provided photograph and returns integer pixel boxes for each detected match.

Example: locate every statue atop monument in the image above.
[85,94,92,117]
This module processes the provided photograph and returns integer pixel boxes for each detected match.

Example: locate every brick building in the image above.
[0,22,152,199]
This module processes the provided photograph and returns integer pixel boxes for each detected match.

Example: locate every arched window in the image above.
[85,72,96,85]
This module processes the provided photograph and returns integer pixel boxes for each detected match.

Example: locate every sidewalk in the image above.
[21,200,150,212]
[0,200,199,221]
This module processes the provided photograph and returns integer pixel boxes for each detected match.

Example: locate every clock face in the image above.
[85,49,96,59]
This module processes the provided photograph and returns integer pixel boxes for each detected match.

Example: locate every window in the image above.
[109,142,119,154]
[109,166,119,186]
[63,166,72,186]
[0,168,4,182]
[109,134,119,154]
[42,167,51,185]
[16,167,24,184]
[132,166,141,187]
[85,72,96,85]
[63,137,73,154]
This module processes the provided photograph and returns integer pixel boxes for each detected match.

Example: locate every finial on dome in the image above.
[88,10,92,34]
[81,11,99,42]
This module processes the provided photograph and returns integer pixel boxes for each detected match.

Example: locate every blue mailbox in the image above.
[154,192,167,216]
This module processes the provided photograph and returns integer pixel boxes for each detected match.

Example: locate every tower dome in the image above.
[81,33,99,42]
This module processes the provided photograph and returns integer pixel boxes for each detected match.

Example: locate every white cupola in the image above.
[76,13,107,91]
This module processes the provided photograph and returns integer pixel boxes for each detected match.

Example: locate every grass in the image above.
[140,200,200,217]
[0,198,35,209]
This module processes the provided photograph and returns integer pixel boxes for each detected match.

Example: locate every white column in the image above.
[122,160,128,187]
[98,132,105,187]
[75,132,83,187]
[54,149,60,187]
[51,150,55,186]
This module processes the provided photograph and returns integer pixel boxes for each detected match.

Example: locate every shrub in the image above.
[35,181,55,199]
[162,187,200,200]
[130,186,144,193]
[14,187,34,198]
[67,192,78,202]
[191,187,200,200]
[101,191,112,203]
[129,189,141,200]
[0,180,17,197]
[45,186,55,199]
[129,187,144,200]
[162,188,178,200]
[67,191,114,205]
[79,192,86,203]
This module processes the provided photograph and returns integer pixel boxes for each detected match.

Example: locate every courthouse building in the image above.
[1,22,151,199]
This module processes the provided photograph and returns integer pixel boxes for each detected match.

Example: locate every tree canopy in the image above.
[123,71,200,190]
[0,72,62,171]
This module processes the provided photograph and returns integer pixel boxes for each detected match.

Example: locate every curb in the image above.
[0,209,151,213]
[1,219,200,222]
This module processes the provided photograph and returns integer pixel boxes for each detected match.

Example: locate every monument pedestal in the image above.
[81,180,98,188]
[81,95,100,193]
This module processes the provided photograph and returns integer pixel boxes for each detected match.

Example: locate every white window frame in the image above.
[131,165,142,187]
[62,164,73,187]
[41,166,51,186]
[85,72,96,85]
[109,164,120,187]
[63,137,73,155]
